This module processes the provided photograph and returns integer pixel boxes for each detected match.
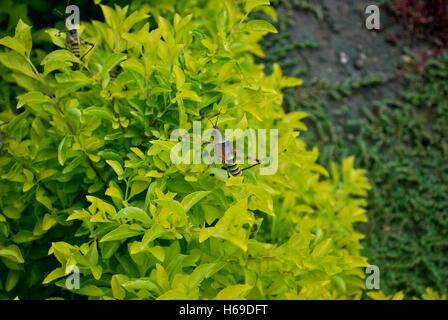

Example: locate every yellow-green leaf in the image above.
[106,160,124,178]
[36,188,53,211]
[244,20,277,33]
[0,245,24,263]
[117,207,152,225]
[215,284,252,300]
[100,225,143,242]
[245,0,270,14]
[181,191,211,212]
[43,268,66,284]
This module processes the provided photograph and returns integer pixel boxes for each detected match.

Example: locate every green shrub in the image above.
[0,1,371,299]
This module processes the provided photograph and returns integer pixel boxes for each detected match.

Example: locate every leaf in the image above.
[62,155,83,174]
[0,20,32,58]
[156,199,187,222]
[392,292,405,300]
[106,160,124,178]
[101,4,119,28]
[36,188,53,211]
[15,20,32,56]
[58,136,69,166]
[176,96,187,129]
[121,58,146,77]
[17,91,53,109]
[149,140,177,153]
[22,168,34,192]
[157,16,173,42]
[281,77,303,88]
[130,147,145,159]
[226,176,244,186]
[55,71,91,86]
[50,242,75,256]
[91,265,103,280]
[173,65,185,89]
[102,53,127,75]
[43,268,66,284]
[90,242,99,266]
[45,28,67,48]
[43,60,72,75]
[203,198,250,251]
[83,106,115,121]
[123,11,149,32]
[117,207,152,225]
[0,36,28,57]
[141,224,166,247]
[155,263,170,291]
[122,278,159,293]
[39,169,58,181]
[41,49,81,66]
[42,214,57,231]
[0,51,38,79]
[201,38,218,53]
[312,239,333,258]
[215,284,252,300]
[111,275,126,300]
[331,275,346,293]
[367,291,389,300]
[148,246,165,262]
[100,225,143,242]
[75,284,104,297]
[145,170,164,178]
[0,245,24,263]
[181,191,211,212]
[243,20,277,33]
[129,180,150,199]
[105,182,123,200]
[87,196,117,216]
[180,90,201,102]
[245,0,270,14]
[156,288,190,300]
[5,270,20,292]
[189,263,225,288]
[100,241,121,259]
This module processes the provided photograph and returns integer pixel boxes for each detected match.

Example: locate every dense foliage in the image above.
[0,1,373,299]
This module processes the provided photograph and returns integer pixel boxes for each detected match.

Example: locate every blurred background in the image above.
[0,0,447,297]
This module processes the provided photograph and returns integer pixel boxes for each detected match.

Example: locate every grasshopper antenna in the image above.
[52,8,64,18]
[205,116,214,127]
[201,105,223,128]
[53,0,72,19]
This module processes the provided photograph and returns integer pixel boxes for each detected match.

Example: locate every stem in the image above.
[230,12,250,37]
[87,157,106,184]
[26,57,76,135]
[12,155,60,207]
[24,58,109,189]
[124,177,130,201]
